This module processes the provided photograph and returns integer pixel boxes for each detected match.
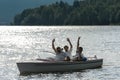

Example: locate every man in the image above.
[64,38,73,61]
[52,39,67,61]
[74,37,87,61]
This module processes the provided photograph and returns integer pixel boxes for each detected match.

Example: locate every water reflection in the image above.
[0,26,120,80]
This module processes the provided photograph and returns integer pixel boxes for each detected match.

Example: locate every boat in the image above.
[17,58,103,75]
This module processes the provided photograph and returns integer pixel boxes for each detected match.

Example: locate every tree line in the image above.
[13,0,120,25]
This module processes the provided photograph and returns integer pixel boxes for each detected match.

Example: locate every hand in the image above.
[52,39,55,42]
[67,38,70,42]
[78,37,81,40]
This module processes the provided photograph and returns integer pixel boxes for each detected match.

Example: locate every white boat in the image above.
[17,59,103,75]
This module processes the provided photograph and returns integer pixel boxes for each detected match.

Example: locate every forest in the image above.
[13,0,120,25]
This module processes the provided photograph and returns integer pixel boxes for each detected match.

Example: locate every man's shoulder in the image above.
[69,48,72,53]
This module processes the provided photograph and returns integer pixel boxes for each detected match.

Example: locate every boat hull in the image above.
[17,59,103,75]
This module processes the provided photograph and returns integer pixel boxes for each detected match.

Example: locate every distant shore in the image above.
[12,0,120,25]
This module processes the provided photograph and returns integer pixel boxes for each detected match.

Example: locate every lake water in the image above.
[0,26,120,80]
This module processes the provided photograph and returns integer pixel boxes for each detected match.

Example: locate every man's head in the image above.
[56,47,63,53]
[64,45,69,51]
[77,47,83,53]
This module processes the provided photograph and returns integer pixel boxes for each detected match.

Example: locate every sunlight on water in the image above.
[0,26,120,80]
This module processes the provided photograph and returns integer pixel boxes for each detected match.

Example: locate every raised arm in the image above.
[77,37,81,49]
[67,38,73,50]
[52,39,57,53]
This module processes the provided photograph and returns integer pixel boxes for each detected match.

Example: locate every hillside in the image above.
[13,0,120,25]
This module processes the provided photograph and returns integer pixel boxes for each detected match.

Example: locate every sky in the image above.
[0,0,74,25]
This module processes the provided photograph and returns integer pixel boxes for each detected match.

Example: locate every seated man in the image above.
[52,39,67,61]
[73,37,87,61]
[64,38,73,61]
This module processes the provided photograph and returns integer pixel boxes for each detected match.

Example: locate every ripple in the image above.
[0,26,120,80]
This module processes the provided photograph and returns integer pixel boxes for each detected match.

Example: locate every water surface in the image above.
[0,26,120,80]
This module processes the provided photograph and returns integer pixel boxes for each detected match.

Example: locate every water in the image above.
[0,26,120,80]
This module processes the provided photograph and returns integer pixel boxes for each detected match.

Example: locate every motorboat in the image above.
[17,58,103,75]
